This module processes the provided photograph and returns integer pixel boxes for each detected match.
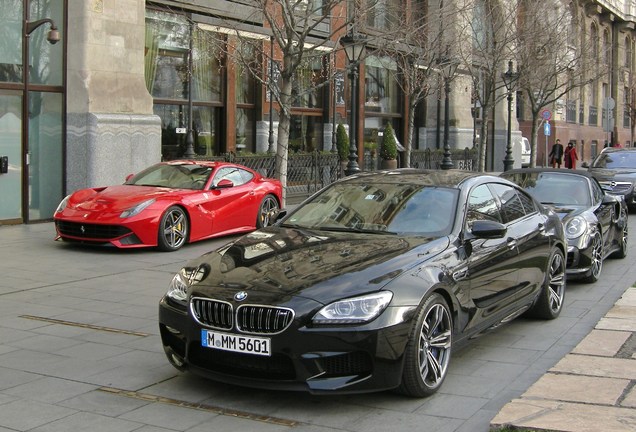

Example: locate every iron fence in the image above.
[195,147,478,200]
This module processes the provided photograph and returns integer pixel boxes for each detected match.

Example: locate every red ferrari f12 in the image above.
[54,161,283,251]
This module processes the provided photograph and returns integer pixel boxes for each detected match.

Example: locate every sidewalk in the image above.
[491,287,636,432]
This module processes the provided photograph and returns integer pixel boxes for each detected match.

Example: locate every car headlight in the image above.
[312,291,393,325]
[55,195,71,213]
[166,268,190,304]
[564,216,587,239]
[120,198,155,218]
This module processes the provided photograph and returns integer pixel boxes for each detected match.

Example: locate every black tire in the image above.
[256,195,279,228]
[528,248,565,320]
[157,206,189,252]
[582,230,603,283]
[397,293,452,397]
[611,208,628,259]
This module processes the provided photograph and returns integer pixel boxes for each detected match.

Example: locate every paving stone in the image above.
[615,289,636,307]
[119,401,220,430]
[572,329,631,357]
[29,411,142,432]
[3,376,97,404]
[522,372,628,404]
[0,399,77,430]
[597,316,636,332]
[491,398,636,432]
[552,354,636,380]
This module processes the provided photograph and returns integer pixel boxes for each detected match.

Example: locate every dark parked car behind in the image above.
[501,168,628,283]
[587,148,636,210]
[159,169,567,398]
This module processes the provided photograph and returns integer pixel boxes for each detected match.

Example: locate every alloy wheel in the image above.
[548,251,566,312]
[258,195,279,228]
[419,303,452,389]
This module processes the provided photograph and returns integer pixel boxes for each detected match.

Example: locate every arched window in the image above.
[626,36,632,69]
[603,28,611,65]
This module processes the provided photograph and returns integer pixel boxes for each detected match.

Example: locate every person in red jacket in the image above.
[564,142,579,169]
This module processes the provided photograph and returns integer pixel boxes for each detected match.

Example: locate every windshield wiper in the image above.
[316,226,397,235]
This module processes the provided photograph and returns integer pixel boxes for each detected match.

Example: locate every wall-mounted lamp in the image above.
[25,18,60,44]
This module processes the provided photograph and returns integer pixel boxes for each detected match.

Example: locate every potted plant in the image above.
[380,123,398,169]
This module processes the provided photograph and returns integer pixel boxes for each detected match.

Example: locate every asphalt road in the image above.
[0,216,634,432]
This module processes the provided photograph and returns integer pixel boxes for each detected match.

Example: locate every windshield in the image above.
[505,172,591,206]
[283,182,459,236]
[591,151,636,169]
[125,164,213,190]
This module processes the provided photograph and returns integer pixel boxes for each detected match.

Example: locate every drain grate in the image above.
[98,386,298,427]
[19,315,150,337]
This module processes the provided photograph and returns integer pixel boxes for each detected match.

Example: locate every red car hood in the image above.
[68,185,193,213]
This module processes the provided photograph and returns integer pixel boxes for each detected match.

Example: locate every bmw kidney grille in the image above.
[191,297,294,334]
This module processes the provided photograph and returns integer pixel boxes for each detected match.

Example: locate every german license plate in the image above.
[201,329,271,357]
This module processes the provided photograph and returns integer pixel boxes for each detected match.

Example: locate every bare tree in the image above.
[456,0,519,172]
[215,0,381,204]
[374,1,465,167]
[515,0,606,167]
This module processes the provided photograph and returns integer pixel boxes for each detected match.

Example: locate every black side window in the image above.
[489,183,526,223]
[591,179,604,204]
[466,185,503,227]
[517,190,537,214]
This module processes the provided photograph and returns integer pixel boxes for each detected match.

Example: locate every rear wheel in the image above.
[256,195,279,228]
[582,231,603,283]
[611,208,628,259]
[157,206,188,252]
[528,248,565,319]
[397,293,452,397]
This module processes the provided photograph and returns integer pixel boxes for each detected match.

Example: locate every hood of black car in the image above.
[589,168,636,181]
[186,226,449,305]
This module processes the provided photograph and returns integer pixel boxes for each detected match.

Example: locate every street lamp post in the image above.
[268,36,275,154]
[340,30,367,176]
[502,60,519,171]
[183,23,196,158]
[439,57,458,170]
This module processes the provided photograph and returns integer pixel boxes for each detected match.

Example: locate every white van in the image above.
[521,137,531,167]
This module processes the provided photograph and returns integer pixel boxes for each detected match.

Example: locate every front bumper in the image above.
[158,295,416,394]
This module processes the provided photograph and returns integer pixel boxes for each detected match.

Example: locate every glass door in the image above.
[0,92,23,221]
[27,91,63,221]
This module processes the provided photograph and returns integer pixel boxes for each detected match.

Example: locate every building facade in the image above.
[1,0,635,225]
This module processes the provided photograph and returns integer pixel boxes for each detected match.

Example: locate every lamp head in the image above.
[47,26,60,44]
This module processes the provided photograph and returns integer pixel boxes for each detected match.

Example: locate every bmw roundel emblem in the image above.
[234,291,248,301]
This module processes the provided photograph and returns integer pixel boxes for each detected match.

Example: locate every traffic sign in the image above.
[544,122,551,136]
[541,109,552,121]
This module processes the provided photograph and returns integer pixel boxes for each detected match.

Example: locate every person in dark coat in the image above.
[549,139,564,168]
[564,142,579,169]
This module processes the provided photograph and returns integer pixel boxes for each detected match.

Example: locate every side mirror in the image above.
[470,220,507,239]
[125,174,134,182]
[602,193,620,204]
[213,179,234,189]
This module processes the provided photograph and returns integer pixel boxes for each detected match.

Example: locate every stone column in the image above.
[66,0,160,192]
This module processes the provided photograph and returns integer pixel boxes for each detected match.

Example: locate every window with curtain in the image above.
[0,0,22,83]
[145,10,190,99]
[192,26,223,102]
[365,0,401,30]
[292,55,325,108]
[364,56,400,114]
[235,42,256,152]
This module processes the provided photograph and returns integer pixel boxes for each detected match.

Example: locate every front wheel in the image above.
[256,195,280,228]
[528,248,565,319]
[397,293,452,397]
[157,206,189,252]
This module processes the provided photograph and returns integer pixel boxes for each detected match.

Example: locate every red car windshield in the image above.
[126,164,213,190]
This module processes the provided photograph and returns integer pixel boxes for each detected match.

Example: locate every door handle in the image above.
[506,237,517,250]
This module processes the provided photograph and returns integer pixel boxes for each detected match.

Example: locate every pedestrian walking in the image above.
[564,142,579,169]
[549,139,564,168]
